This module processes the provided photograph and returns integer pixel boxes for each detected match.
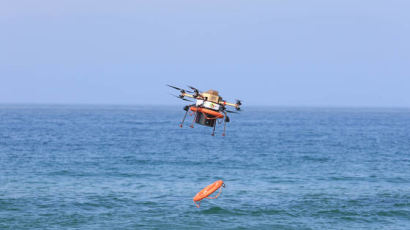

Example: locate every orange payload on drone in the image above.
[167,85,242,136]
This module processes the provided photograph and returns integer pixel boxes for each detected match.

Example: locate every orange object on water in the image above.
[190,107,224,119]
[193,180,225,208]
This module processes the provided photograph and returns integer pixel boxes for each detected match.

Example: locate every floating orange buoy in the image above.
[193,180,225,208]
[190,107,224,119]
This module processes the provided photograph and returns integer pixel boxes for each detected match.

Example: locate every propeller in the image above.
[166,84,193,93]
[187,85,200,98]
[167,84,183,91]
[187,85,201,92]
[170,94,193,102]
[235,99,242,106]
[235,99,242,110]
[221,104,239,114]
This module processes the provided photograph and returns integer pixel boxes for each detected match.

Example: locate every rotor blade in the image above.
[170,93,181,98]
[166,84,183,91]
[187,85,201,92]
[170,94,193,102]
[226,110,239,114]
[167,84,194,93]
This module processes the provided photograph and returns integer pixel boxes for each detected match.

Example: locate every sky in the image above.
[1,0,409,107]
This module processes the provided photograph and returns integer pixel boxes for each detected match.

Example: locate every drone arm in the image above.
[220,101,239,109]
[223,102,236,107]
[182,93,204,100]
[181,93,194,98]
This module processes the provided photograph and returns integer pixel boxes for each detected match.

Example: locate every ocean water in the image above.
[1,105,409,229]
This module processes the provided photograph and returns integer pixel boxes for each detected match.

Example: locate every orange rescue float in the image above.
[190,107,224,119]
[193,180,225,208]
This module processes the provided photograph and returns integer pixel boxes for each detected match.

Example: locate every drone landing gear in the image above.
[178,106,229,137]
[222,112,229,136]
[212,115,229,136]
[222,121,226,136]
[179,106,189,128]
[190,110,198,128]
[180,106,190,127]
[211,124,216,136]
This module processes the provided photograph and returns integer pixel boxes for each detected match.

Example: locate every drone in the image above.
[167,84,242,136]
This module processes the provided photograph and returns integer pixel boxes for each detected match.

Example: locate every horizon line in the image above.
[0,102,410,110]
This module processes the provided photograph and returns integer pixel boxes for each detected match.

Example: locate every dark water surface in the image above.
[1,105,409,229]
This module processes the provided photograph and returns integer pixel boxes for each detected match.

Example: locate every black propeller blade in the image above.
[222,104,240,114]
[235,99,242,106]
[167,84,183,91]
[187,85,200,98]
[235,99,242,110]
[167,84,194,93]
[170,94,193,102]
[187,85,201,92]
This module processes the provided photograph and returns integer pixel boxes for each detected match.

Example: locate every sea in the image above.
[0,105,409,229]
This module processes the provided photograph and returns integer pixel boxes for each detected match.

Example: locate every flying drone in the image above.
[167,85,242,136]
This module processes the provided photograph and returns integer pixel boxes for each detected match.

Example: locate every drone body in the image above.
[167,85,242,136]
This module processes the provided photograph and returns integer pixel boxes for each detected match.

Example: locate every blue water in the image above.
[1,105,409,229]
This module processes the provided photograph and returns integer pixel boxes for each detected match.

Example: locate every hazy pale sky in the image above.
[1,0,409,106]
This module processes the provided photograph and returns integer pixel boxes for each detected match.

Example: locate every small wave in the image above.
[377,210,410,217]
[199,206,287,217]
[249,208,286,216]
[201,206,229,214]
[200,206,244,215]
[301,155,330,162]
[316,209,358,216]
